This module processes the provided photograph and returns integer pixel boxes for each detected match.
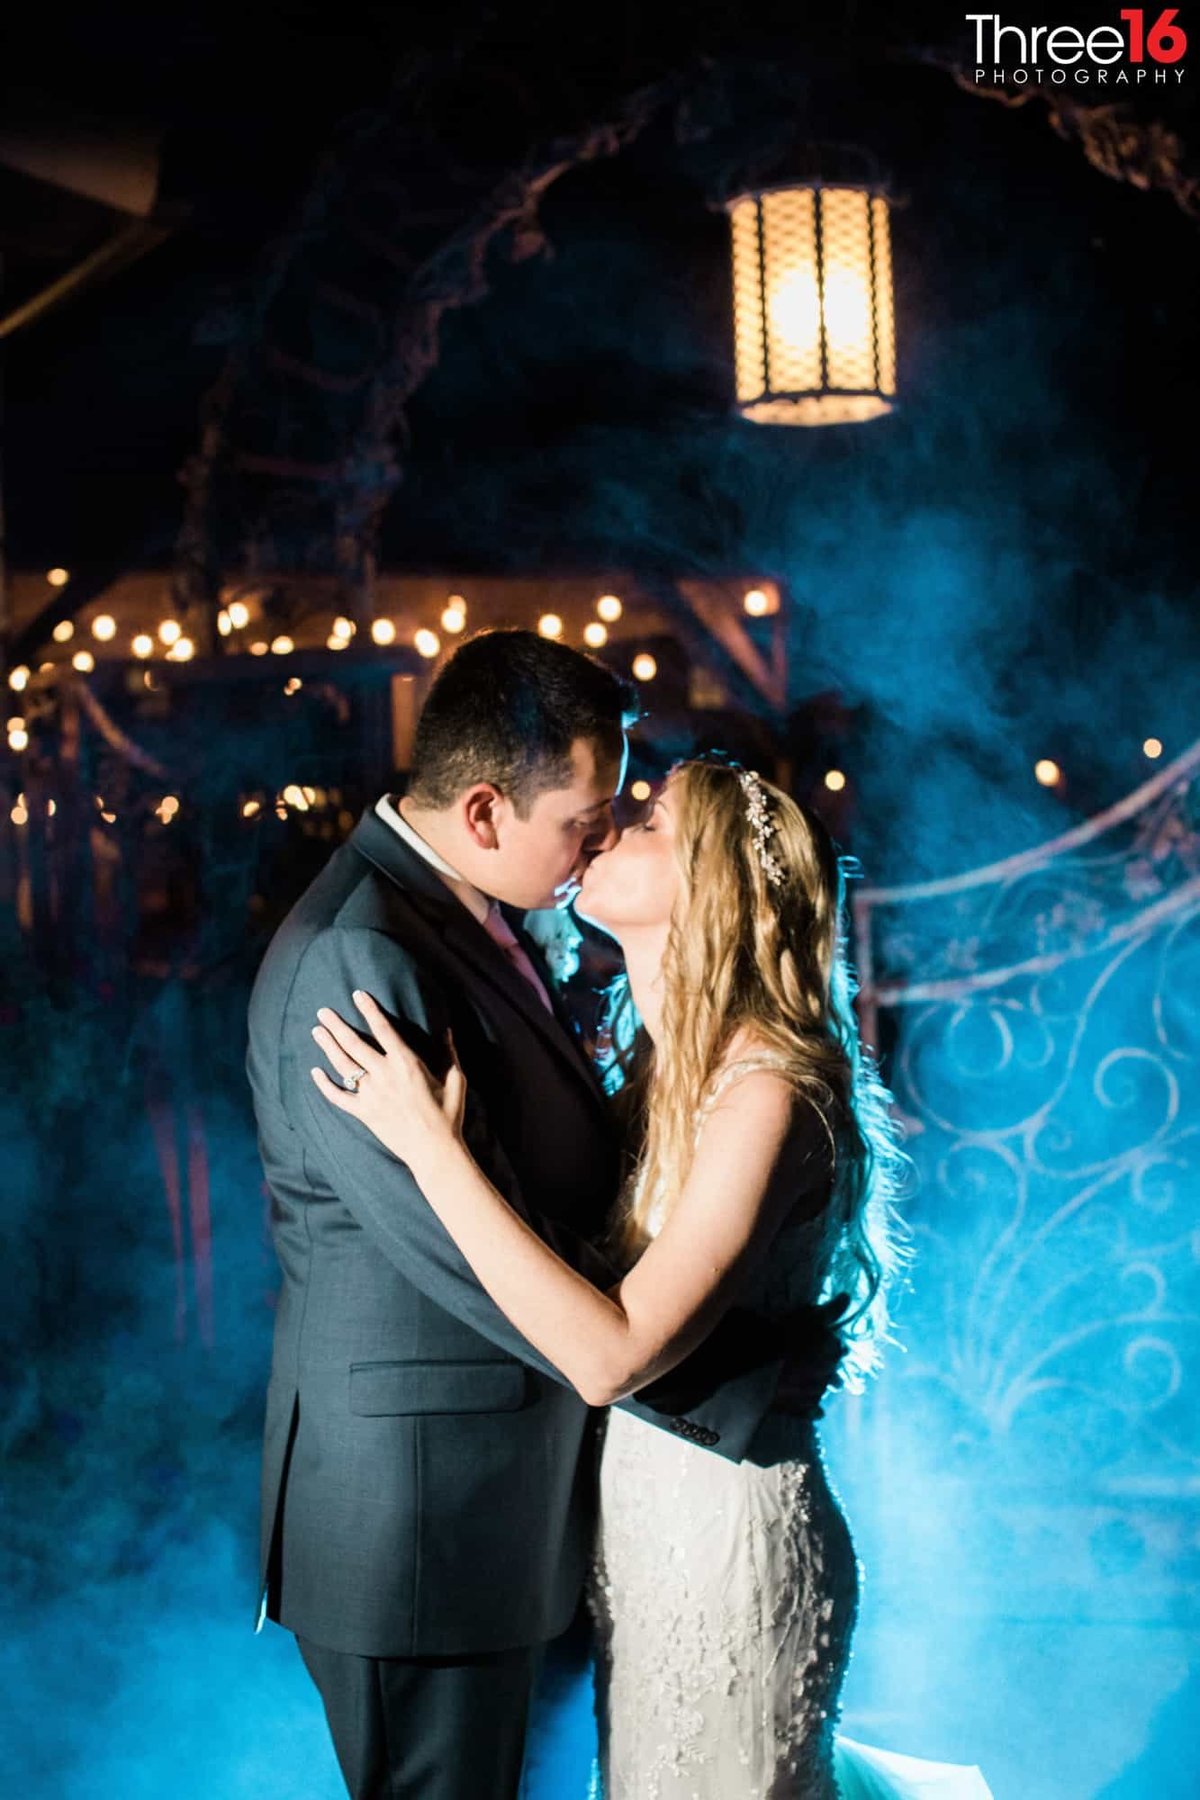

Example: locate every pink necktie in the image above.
[482,903,555,1014]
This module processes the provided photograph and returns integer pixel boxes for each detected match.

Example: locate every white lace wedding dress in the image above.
[586,1056,993,1800]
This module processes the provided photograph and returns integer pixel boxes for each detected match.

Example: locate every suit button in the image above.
[697,1427,719,1447]
[668,1416,688,1436]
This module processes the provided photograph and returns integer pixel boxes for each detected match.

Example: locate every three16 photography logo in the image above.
[966,9,1188,84]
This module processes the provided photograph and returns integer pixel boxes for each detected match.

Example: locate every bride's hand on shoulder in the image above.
[310,990,467,1174]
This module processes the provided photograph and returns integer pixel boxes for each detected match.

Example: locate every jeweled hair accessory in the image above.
[736,768,786,889]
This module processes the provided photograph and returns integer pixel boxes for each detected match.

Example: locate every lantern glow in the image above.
[728,179,896,426]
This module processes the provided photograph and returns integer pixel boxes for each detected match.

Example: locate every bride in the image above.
[311,756,993,1799]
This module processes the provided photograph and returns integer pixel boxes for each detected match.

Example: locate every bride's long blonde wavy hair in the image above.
[606,757,911,1385]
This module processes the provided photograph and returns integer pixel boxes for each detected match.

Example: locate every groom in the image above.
[247,629,842,1799]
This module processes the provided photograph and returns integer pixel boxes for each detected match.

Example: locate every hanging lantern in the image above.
[727,167,896,426]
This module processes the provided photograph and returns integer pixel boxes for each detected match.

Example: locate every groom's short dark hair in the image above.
[408,629,634,817]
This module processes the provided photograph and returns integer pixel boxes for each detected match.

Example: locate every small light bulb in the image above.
[242,799,262,818]
[52,620,75,644]
[159,619,182,646]
[441,605,466,634]
[537,614,564,640]
[327,634,348,651]
[228,601,250,630]
[270,636,294,656]
[632,653,657,682]
[92,615,117,642]
[8,727,29,752]
[824,769,847,793]
[217,610,233,637]
[72,649,96,673]
[169,638,195,662]
[596,595,623,623]
[414,628,441,659]
[743,588,770,618]
[8,667,30,692]
[284,677,303,695]
[629,779,652,802]
[1143,737,1163,760]
[371,619,397,646]
[584,622,608,649]
[46,567,70,588]
[331,616,355,641]
[132,634,154,659]
[11,803,28,826]
[249,641,269,657]
[1034,759,1062,788]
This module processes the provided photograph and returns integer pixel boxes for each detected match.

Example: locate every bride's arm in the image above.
[312,991,808,1408]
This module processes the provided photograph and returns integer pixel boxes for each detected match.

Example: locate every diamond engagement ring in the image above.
[343,1066,368,1093]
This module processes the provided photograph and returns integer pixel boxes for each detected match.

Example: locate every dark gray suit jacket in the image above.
[247,806,785,1658]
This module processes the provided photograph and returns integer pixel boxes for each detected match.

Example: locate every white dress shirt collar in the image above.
[374,794,492,926]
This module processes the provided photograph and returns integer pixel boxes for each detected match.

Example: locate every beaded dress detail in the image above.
[586,1055,993,1800]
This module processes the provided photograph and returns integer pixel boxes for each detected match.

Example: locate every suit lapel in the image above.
[348,809,609,1118]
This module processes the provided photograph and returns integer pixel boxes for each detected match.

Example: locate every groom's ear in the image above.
[461,783,504,849]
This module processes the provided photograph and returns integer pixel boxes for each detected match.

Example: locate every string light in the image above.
[159,619,182,646]
[284,677,303,695]
[168,638,195,662]
[824,769,847,792]
[1143,738,1163,759]
[100,810,117,824]
[132,634,154,658]
[282,784,310,812]
[38,662,54,673]
[92,615,117,642]
[227,601,250,630]
[331,617,355,642]
[743,588,777,617]
[371,619,397,646]
[537,614,563,640]
[249,641,269,656]
[632,653,657,682]
[327,634,348,651]
[8,667,30,692]
[1034,759,1062,788]
[242,799,262,818]
[596,595,623,623]
[414,628,441,659]
[47,799,57,817]
[8,727,29,752]
[630,779,652,802]
[72,649,96,673]
[156,795,180,823]
[217,610,233,636]
[52,620,75,643]
[11,801,28,826]
[270,636,294,656]
[441,598,467,634]
[584,622,608,649]
[47,568,70,588]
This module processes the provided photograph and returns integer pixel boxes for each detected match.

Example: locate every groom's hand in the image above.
[773,1293,851,1419]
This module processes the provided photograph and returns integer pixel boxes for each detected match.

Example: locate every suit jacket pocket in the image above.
[348,1359,528,1416]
